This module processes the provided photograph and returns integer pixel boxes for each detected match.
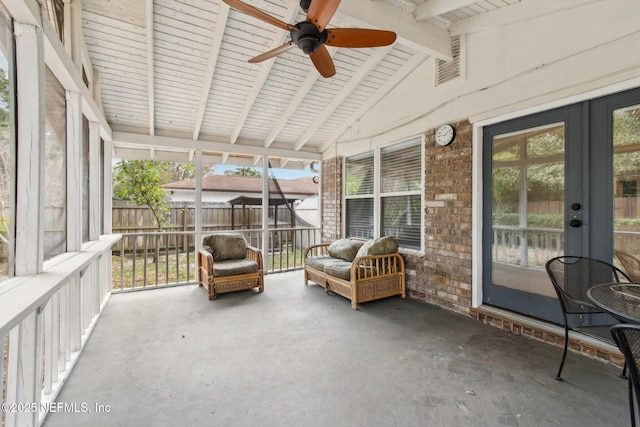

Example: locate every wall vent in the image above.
[435,35,461,86]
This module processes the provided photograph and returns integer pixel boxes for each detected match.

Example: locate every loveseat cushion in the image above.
[203,233,247,261]
[327,238,365,262]
[323,260,353,281]
[213,259,258,277]
[355,235,399,259]
[305,256,345,272]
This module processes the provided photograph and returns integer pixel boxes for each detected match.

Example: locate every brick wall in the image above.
[321,156,342,243]
[322,121,622,366]
[403,119,474,315]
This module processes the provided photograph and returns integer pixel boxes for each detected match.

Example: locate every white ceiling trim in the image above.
[337,0,452,60]
[295,44,394,151]
[229,0,301,145]
[450,0,602,36]
[414,0,477,21]
[113,131,322,161]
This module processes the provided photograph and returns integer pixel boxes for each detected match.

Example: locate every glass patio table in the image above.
[587,283,640,324]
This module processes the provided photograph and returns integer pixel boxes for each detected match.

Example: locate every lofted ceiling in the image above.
[81,0,522,167]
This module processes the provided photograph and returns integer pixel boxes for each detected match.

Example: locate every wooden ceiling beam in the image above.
[229,0,300,145]
[145,0,155,136]
[337,0,452,60]
[264,48,338,148]
[320,51,429,153]
[295,45,393,151]
[192,3,230,141]
[414,0,477,21]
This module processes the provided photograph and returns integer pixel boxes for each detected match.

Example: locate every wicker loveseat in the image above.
[304,236,406,309]
[197,233,264,300]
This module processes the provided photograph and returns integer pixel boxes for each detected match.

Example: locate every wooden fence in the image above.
[111,202,302,252]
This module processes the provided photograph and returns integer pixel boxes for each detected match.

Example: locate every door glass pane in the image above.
[613,104,640,281]
[491,124,565,296]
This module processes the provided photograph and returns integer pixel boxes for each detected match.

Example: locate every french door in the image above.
[482,88,640,323]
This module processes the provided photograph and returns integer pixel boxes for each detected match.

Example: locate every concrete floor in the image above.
[43,270,629,427]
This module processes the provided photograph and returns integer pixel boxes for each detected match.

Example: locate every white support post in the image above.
[43,299,54,394]
[70,0,82,70]
[14,21,45,276]
[195,150,202,255]
[59,285,69,372]
[89,121,101,240]
[69,275,81,352]
[262,156,269,263]
[51,291,60,384]
[103,139,113,234]
[67,90,83,252]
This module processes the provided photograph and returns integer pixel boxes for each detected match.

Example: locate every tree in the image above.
[224,167,261,177]
[113,160,171,229]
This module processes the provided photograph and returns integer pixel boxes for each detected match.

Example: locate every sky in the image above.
[113,158,317,180]
[213,164,317,179]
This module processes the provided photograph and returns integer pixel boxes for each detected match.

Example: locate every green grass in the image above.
[111,252,196,290]
[112,247,307,290]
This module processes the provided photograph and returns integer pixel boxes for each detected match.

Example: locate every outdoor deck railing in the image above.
[111,227,321,292]
[493,225,564,268]
[0,235,119,426]
[493,226,640,269]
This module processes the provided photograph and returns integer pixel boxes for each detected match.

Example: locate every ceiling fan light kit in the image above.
[223,0,397,78]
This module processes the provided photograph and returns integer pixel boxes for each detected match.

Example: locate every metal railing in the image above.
[111,227,321,291]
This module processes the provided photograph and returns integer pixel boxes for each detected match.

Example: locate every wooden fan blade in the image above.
[223,0,293,31]
[249,41,295,63]
[325,29,397,48]
[310,45,336,78]
[307,0,341,32]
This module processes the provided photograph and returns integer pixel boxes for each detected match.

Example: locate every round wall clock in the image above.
[435,124,455,146]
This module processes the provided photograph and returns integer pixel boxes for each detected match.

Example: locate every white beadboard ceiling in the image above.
[81,0,523,167]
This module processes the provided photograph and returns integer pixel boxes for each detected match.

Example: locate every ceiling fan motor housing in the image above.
[291,21,327,55]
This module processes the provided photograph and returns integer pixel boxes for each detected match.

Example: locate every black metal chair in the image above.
[611,324,640,427]
[545,256,631,380]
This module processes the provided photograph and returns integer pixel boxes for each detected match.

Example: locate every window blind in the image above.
[380,139,421,194]
[345,151,374,196]
[346,198,373,239]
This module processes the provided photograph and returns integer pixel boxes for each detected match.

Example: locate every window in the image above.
[0,6,14,280]
[380,139,422,249]
[345,137,423,249]
[44,66,67,259]
[44,0,64,43]
[344,152,374,239]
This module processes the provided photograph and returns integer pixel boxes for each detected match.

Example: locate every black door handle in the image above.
[569,219,582,227]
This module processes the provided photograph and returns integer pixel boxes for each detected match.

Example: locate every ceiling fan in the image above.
[223,0,397,78]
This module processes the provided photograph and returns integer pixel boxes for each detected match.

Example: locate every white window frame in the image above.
[343,135,425,251]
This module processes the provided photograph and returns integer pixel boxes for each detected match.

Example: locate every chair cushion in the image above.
[204,233,248,261]
[323,260,353,281]
[213,259,259,277]
[327,238,365,262]
[355,236,399,259]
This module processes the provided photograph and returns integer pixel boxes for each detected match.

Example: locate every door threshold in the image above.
[473,305,619,353]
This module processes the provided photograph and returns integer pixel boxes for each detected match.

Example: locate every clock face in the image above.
[436,124,455,146]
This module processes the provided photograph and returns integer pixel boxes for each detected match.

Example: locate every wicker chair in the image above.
[197,233,264,300]
[616,250,640,282]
